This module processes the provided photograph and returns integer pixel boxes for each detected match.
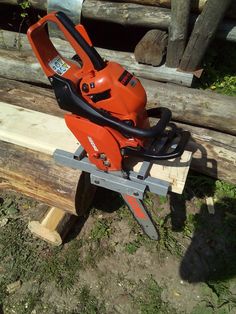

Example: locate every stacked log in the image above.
[0,0,235,42]
[101,0,236,19]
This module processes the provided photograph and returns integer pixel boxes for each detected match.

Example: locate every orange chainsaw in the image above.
[27,11,190,240]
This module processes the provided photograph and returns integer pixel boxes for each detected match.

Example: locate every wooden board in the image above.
[0,102,191,194]
[0,102,78,155]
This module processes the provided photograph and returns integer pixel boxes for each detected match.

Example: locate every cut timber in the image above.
[0,102,190,194]
[0,31,193,86]
[166,0,191,68]
[0,102,78,155]
[134,29,168,66]
[179,0,232,72]
[28,206,77,245]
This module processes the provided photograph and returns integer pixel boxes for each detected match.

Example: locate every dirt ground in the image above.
[0,172,235,314]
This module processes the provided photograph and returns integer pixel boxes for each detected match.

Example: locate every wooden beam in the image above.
[166,0,191,68]
[179,0,232,72]
[0,31,193,86]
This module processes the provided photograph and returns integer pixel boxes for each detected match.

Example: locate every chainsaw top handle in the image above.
[55,11,105,71]
[27,11,106,79]
[50,75,172,139]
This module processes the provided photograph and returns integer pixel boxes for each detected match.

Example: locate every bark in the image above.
[166,0,191,68]
[179,0,232,72]
[0,141,95,215]
[0,30,194,86]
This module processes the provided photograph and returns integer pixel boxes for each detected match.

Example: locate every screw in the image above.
[94,180,100,184]
[133,192,139,197]
[103,161,111,167]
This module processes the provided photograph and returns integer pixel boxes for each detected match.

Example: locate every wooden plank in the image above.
[0,30,193,86]
[179,0,232,72]
[166,0,191,68]
[0,102,78,155]
[0,102,190,194]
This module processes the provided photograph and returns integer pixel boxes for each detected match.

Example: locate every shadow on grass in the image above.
[180,195,236,283]
[172,171,236,283]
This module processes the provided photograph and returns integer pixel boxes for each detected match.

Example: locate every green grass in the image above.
[199,41,236,96]
[135,277,177,314]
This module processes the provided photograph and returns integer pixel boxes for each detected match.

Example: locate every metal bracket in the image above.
[53,148,170,198]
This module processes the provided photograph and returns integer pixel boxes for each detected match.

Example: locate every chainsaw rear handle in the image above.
[50,75,172,139]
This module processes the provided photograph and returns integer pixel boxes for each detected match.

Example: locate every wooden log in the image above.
[166,0,191,68]
[0,140,95,215]
[81,1,236,43]
[0,78,235,185]
[0,70,236,138]
[0,0,236,42]
[179,0,232,72]
[28,206,77,245]
[140,78,236,136]
[0,30,194,86]
[100,0,236,20]
[134,29,168,66]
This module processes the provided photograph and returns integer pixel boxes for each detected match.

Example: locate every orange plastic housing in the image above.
[27,11,149,171]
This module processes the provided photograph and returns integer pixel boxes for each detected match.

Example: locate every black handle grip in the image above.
[55,11,106,71]
[50,75,172,139]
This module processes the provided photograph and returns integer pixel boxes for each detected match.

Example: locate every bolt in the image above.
[94,180,100,184]
[100,154,106,160]
[133,192,139,197]
[103,161,111,167]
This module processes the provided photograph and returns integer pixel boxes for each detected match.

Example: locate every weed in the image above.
[75,286,106,314]
[135,277,177,314]
[90,219,111,241]
[124,241,141,254]
[199,40,236,96]
[192,281,236,314]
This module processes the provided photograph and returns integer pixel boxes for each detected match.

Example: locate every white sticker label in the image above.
[48,56,70,76]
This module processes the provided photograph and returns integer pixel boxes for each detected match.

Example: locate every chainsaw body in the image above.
[27,11,190,172]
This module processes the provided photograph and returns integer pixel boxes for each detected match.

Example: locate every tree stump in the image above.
[134,30,168,66]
